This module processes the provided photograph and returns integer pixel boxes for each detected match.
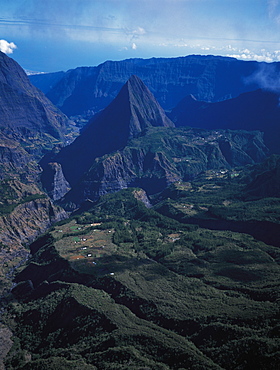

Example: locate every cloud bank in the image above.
[0,39,17,54]
[245,63,280,93]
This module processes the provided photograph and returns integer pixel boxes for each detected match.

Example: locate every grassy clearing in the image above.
[51,220,117,276]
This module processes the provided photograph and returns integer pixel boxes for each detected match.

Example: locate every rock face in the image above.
[60,128,268,209]
[0,134,41,181]
[0,52,71,257]
[169,89,280,154]
[48,75,174,189]
[40,162,70,201]
[0,198,67,250]
[0,51,73,160]
[30,55,266,117]
[121,74,174,136]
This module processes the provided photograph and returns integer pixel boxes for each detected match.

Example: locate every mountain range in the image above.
[1,52,280,369]
[39,74,269,210]
[30,55,270,117]
[30,55,280,156]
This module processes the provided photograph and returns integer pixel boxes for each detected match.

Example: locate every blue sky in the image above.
[1,0,280,72]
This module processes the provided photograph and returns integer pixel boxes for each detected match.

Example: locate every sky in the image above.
[1,0,280,72]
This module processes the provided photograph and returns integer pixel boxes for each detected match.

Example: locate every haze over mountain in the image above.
[30,55,267,118]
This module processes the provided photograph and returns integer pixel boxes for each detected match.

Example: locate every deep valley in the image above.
[0,51,279,369]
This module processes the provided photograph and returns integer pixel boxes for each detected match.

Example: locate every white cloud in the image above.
[0,39,17,54]
[131,27,146,36]
[131,42,137,50]
[124,26,146,40]
[161,40,280,64]
[225,47,280,63]
[245,62,280,93]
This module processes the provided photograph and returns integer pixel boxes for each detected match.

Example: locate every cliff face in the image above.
[0,52,72,252]
[0,197,67,251]
[0,53,72,257]
[60,128,268,209]
[40,162,70,201]
[37,55,264,117]
[0,133,41,181]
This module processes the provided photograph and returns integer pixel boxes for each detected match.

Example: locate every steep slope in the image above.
[0,53,71,302]
[169,89,280,154]
[41,55,265,117]
[0,195,67,250]
[28,71,66,94]
[0,132,41,181]
[0,51,73,159]
[243,155,280,198]
[0,178,67,308]
[60,127,268,209]
[46,75,174,189]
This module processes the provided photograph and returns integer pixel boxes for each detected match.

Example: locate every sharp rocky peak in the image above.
[111,74,174,137]
[50,75,174,188]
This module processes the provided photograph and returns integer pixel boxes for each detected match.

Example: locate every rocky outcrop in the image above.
[39,55,264,117]
[60,147,180,209]
[41,162,70,201]
[0,198,67,249]
[132,189,152,208]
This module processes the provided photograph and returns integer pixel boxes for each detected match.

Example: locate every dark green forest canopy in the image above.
[4,175,280,369]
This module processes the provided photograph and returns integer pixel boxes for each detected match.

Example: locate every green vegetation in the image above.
[3,181,280,369]
[0,179,46,216]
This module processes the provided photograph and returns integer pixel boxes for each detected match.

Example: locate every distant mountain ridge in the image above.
[29,55,268,117]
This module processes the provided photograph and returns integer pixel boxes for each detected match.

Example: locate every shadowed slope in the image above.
[170,89,280,154]
[51,75,174,187]
[0,51,72,159]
